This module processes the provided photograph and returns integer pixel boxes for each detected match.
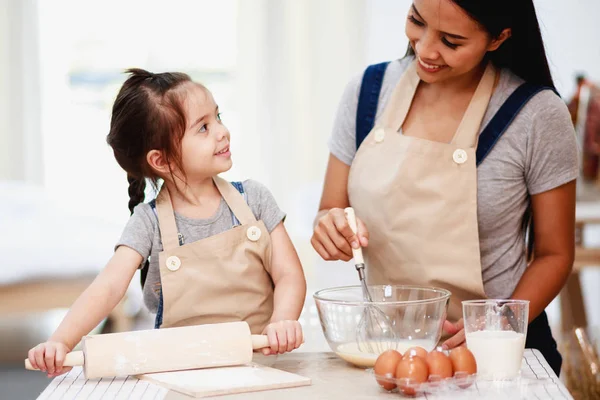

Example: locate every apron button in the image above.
[246,226,262,242]
[166,256,181,271]
[453,149,468,164]
[373,128,385,143]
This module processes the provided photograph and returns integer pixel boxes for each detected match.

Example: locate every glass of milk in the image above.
[462,299,529,380]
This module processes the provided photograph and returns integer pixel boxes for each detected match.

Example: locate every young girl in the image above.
[28,69,307,377]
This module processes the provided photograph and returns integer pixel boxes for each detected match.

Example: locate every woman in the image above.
[312,0,577,376]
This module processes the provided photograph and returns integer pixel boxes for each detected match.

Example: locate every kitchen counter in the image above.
[37,349,572,399]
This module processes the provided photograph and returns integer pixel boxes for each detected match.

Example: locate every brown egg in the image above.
[449,346,477,375]
[449,346,477,388]
[425,350,453,379]
[373,350,403,391]
[395,355,429,396]
[402,346,428,359]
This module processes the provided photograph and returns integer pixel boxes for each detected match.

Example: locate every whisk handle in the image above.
[344,207,365,264]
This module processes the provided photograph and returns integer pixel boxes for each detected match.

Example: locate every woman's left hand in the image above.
[261,320,304,355]
[442,318,465,350]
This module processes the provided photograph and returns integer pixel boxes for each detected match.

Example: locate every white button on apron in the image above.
[246,226,262,242]
[453,149,468,164]
[374,128,385,143]
[166,255,181,271]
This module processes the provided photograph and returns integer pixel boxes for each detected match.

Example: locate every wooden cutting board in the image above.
[137,363,311,398]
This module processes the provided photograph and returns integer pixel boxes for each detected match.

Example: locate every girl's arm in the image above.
[28,246,142,375]
[268,222,306,322]
[262,222,307,354]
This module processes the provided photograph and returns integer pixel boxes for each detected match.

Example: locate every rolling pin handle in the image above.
[251,335,270,350]
[25,351,85,371]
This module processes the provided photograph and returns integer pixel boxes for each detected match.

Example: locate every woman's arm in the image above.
[318,154,352,214]
[442,181,576,349]
[510,180,576,322]
[312,154,369,261]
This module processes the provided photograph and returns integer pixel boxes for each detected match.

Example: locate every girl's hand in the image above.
[261,320,303,355]
[27,341,72,378]
[311,208,369,261]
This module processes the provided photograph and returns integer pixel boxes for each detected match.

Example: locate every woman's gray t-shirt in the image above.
[116,179,286,313]
[328,57,579,299]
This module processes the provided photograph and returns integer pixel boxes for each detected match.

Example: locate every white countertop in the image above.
[36,349,572,400]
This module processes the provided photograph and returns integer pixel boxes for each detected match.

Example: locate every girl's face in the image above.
[405,0,508,84]
[178,84,232,180]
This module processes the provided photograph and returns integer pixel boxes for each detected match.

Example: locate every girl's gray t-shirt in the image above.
[328,57,579,299]
[116,179,286,313]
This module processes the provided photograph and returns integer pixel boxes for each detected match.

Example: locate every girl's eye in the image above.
[217,112,223,122]
[442,37,460,49]
[408,15,424,27]
[198,124,207,133]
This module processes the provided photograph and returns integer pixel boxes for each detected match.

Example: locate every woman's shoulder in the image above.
[494,68,571,126]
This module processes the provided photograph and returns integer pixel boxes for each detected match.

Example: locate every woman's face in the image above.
[405,0,507,84]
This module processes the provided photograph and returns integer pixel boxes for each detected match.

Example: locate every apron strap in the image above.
[155,186,181,252]
[154,177,257,251]
[213,176,257,225]
[476,83,555,165]
[383,62,420,132]
[451,64,497,148]
[356,61,390,149]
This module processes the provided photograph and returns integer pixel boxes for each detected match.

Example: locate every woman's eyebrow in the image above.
[412,4,468,40]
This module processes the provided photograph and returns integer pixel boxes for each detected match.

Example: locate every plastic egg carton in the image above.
[373,371,478,397]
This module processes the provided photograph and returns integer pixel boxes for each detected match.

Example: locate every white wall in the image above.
[0,0,43,183]
[0,0,21,181]
[535,0,600,98]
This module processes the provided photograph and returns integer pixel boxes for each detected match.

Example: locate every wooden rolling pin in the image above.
[25,321,272,379]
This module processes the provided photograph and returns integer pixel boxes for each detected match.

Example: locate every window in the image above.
[37,0,239,224]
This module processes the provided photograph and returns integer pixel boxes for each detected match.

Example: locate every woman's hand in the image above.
[311,208,369,261]
[442,319,465,350]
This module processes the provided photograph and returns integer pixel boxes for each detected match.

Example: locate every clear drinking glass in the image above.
[462,299,529,380]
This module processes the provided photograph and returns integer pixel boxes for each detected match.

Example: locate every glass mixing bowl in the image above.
[313,285,451,368]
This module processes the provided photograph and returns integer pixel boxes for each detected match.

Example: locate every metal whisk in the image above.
[344,208,396,356]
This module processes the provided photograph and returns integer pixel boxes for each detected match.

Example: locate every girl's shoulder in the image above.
[235,179,275,203]
[233,179,285,233]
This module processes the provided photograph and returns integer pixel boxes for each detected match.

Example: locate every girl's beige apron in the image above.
[348,62,496,321]
[155,176,274,333]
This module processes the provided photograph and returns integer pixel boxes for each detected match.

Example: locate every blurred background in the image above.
[1,0,600,398]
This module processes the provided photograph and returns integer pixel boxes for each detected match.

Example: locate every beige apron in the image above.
[155,176,274,333]
[348,62,496,321]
